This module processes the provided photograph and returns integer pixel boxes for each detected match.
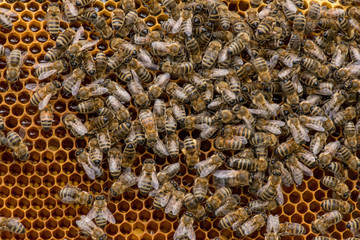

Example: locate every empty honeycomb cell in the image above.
[146,221,158,235]
[0,231,12,239]
[0,186,9,198]
[284,204,295,215]
[343,229,353,238]
[61,137,74,150]
[11,186,23,198]
[66,226,77,238]
[139,209,151,222]
[34,138,46,151]
[26,104,38,115]
[228,2,239,11]
[315,190,326,201]
[220,229,232,239]
[8,32,20,44]
[290,191,301,204]
[121,222,132,235]
[291,213,303,223]
[39,229,51,239]
[238,0,250,11]
[5,115,18,128]
[13,208,25,219]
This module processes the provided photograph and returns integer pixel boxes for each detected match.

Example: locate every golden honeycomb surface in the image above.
[0,0,358,239]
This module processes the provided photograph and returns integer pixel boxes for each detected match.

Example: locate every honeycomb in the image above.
[0,0,358,239]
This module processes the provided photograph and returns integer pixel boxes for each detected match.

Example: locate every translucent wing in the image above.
[153,139,170,157]
[90,86,108,96]
[268,53,279,70]
[234,135,248,144]
[149,189,159,198]
[311,136,322,155]
[64,0,78,16]
[289,124,306,144]
[85,208,97,221]
[265,102,280,116]
[151,172,159,189]
[209,68,229,78]
[34,62,54,69]
[248,108,269,117]
[138,49,152,64]
[261,125,282,135]
[138,60,159,71]
[283,0,297,13]
[165,197,182,216]
[104,208,116,223]
[267,215,280,233]
[160,192,171,207]
[81,162,96,180]
[69,121,88,135]
[288,164,303,186]
[299,125,310,141]
[114,84,131,102]
[60,196,76,204]
[200,164,217,178]
[270,120,286,127]
[303,122,325,132]
[194,159,211,170]
[38,94,52,110]
[276,184,284,205]
[213,170,238,187]
[307,116,327,122]
[316,88,333,96]
[151,41,169,52]
[218,48,228,63]
[71,79,82,96]
[257,179,271,196]
[183,18,192,37]
[297,161,313,177]
[80,40,99,51]
[172,16,183,34]
[3,9,17,17]
[39,69,58,80]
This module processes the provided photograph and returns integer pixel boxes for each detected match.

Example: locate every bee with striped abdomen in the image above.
[40,104,54,131]
[182,136,200,168]
[76,215,107,240]
[151,180,177,209]
[85,195,116,229]
[213,170,251,188]
[6,130,29,161]
[107,147,122,179]
[157,163,180,185]
[137,159,159,195]
[62,68,86,96]
[26,81,61,111]
[192,177,208,202]
[166,133,179,159]
[257,170,284,205]
[165,187,186,217]
[33,60,69,80]
[127,71,150,108]
[6,49,27,83]
[109,169,137,197]
[218,206,251,229]
[59,184,93,206]
[0,217,26,234]
[321,198,354,215]
[321,176,350,199]
[45,3,61,37]
[63,113,88,138]
[75,148,103,180]
[312,210,343,235]
[103,79,131,103]
[88,138,103,166]
[76,83,108,101]
[195,152,225,177]
[236,213,267,237]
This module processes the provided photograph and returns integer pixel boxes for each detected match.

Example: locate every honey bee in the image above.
[299,95,322,114]
[76,215,107,240]
[45,3,61,37]
[174,212,195,240]
[137,159,159,195]
[205,187,232,212]
[327,162,348,182]
[333,106,356,126]
[148,73,170,100]
[127,71,150,108]
[321,198,354,215]
[285,154,313,186]
[150,180,177,210]
[218,207,252,229]
[85,195,115,229]
[109,169,137,197]
[323,90,347,116]
[97,128,112,153]
[248,199,278,213]
[184,84,207,112]
[59,184,93,206]
[111,9,125,31]
[278,221,307,236]
[213,170,251,188]
[107,147,122,179]
[215,81,237,106]
[346,218,360,237]
[33,60,68,80]
[311,210,343,235]
[236,213,267,237]
[88,138,103,167]
[161,61,194,76]
[202,40,222,69]
[250,132,278,148]
[309,132,327,155]
[321,176,350,199]
[139,109,158,147]
[102,79,131,104]
[275,138,299,157]
[132,31,163,46]
[253,57,272,83]
[75,149,103,180]
[0,7,17,30]
[39,104,54,131]
[215,195,241,218]
[62,113,88,138]
[85,116,109,134]
[194,152,225,177]
[62,68,86,96]
[165,108,177,136]
[165,187,186,217]
[337,144,360,171]
[0,217,26,235]
[252,91,280,116]
[271,160,293,187]
[287,114,310,144]
[182,136,200,168]
[192,177,208,203]
[5,49,27,83]
[157,163,180,185]
[256,118,285,135]
[92,16,113,40]
[184,115,213,130]
[318,141,340,168]
[166,133,179,159]
[257,170,284,205]
[26,77,59,108]
[303,39,327,63]
[299,115,326,132]
[214,136,247,151]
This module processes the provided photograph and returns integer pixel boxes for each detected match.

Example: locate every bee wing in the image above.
[276,184,284,205]
[267,215,280,233]
[153,139,170,157]
[73,26,84,44]
[138,60,159,71]
[279,223,305,236]
[80,40,99,51]
[260,124,282,135]
[234,135,248,144]
[114,84,131,102]
[297,161,313,177]
[69,121,88,135]
[172,16,183,34]
[84,208,97,222]
[33,62,54,69]
[307,116,327,122]
[311,136,322,155]
[218,48,228,63]
[76,216,92,232]
[183,18,192,36]
[303,122,325,132]
[265,102,280,116]
[151,41,169,52]
[60,196,76,204]
[71,80,82,96]
[149,189,159,198]
[200,164,217,178]
[165,197,182,216]
[288,164,303,186]
[257,180,271,196]
[209,68,229,78]
[194,159,211,170]
[25,83,38,91]
[104,208,116,223]
[38,94,52,110]
[138,49,152,64]
[81,162,96,180]
[283,0,297,13]
[269,120,286,127]
[213,170,236,187]
[268,54,279,70]
[39,69,58,80]
[1,8,17,17]
[289,124,306,144]
[248,108,269,118]
[63,0,78,16]
[316,88,333,96]
[90,85,108,96]
[151,172,159,189]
